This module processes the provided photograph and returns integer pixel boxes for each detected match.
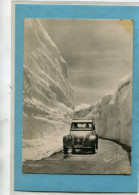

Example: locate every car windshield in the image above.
[71,123,92,131]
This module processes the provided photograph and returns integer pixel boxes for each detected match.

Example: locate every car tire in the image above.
[64,146,68,154]
[92,146,95,154]
[96,141,98,149]
[72,148,76,154]
[96,134,98,149]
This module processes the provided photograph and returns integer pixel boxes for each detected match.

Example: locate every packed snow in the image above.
[74,104,90,112]
[22,135,67,162]
[22,19,74,162]
[74,74,132,146]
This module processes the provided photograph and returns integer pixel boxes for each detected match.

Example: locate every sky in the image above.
[40,19,133,106]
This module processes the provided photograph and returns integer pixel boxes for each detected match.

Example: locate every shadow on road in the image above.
[63,150,96,159]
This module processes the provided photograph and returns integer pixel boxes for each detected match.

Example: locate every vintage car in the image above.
[63,119,98,154]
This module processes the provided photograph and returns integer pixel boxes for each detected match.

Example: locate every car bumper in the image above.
[64,138,97,149]
[66,145,95,149]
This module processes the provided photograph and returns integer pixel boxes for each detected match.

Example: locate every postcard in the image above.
[13,3,139,193]
[22,18,132,175]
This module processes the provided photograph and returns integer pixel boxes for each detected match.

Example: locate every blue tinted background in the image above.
[15,4,139,192]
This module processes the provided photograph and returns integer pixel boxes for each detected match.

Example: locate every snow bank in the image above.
[22,19,74,162]
[74,74,132,146]
[22,135,64,162]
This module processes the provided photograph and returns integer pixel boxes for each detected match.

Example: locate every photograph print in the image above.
[22,19,133,174]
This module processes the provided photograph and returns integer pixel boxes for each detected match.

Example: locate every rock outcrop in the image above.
[74,74,132,146]
[22,19,74,162]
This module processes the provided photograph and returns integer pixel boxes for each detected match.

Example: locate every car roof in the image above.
[72,119,94,123]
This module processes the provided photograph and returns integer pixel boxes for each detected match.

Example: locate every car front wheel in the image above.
[96,134,98,149]
[64,146,68,154]
[92,146,95,154]
[96,141,98,149]
[72,148,76,154]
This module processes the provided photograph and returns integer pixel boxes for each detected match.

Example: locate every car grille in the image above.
[74,138,84,145]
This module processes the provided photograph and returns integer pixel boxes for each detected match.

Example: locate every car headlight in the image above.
[89,135,96,141]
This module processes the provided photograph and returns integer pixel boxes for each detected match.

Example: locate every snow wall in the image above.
[74,74,132,146]
[22,19,74,162]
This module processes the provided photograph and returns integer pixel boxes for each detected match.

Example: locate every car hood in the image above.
[70,131,92,138]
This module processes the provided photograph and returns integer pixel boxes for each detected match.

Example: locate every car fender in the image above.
[89,135,96,141]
